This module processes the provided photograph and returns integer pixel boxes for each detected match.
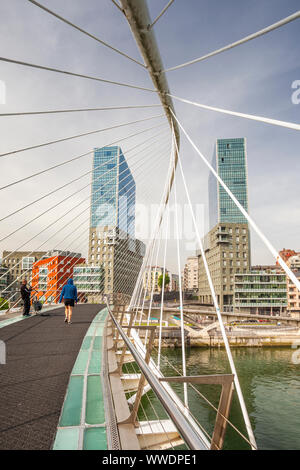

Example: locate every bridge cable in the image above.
[144,224,163,344]
[0,57,156,93]
[141,145,175,330]
[110,0,124,14]
[161,10,300,72]
[0,104,162,118]
[0,128,168,222]
[22,180,148,306]
[170,108,300,293]
[1,145,167,304]
[136,146,174,325]
[0,120,164,192]
[0,138,169,275]
[26,0,146,68]
[157,193,170,369]
[167,93,300,131]
[25,144,171,306]
[148,0,175,30]
[0,134,169,243]
[41,177,155,306]
[0,140,169,288]
[153,345,255,449]
[172,133,188,409]
[130,132,174,315]
[0,113,164,160]
[170,123,257,450]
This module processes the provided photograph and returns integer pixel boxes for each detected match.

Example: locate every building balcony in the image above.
[235,302,287,307]
[235,288,287,293]
[234,280,286,284]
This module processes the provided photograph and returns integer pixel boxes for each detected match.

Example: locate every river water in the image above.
[138,347,300,450]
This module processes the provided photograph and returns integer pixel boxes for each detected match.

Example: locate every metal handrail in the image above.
[106,303,209,450]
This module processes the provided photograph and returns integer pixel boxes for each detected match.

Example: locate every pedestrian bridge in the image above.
[0,0,299,453]
[0,303,252,450]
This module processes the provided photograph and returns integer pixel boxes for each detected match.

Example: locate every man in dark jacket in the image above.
[20,280,32,317]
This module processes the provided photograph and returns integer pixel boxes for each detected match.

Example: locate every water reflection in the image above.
[140,347,300,450]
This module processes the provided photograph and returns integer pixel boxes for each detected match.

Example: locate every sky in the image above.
[0,0,299,274]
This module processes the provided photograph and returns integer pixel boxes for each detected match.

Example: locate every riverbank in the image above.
[150,327,300,348]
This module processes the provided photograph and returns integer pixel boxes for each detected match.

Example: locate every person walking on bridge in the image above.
[20,279,33,317]
[59,279,78,324]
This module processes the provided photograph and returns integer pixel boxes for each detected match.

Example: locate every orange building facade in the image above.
[32,252,85,304]
[278,248,297,265]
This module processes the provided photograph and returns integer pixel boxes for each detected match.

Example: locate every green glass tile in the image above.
[86,376,105,425]
[72,350,89,375]
[88,351,101,374]
[59,376,83,427]
[81,336,92,350]
[83,427,107,450]
[95,326,104,337]
[86,325,97,336]
[53,427,80,450]
[0,316,25,329]
[93,336,102,350]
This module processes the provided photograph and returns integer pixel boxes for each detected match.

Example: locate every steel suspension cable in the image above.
[170,108,300,292]
[171,125,257,450]
[0,113,163,159]
[167,93,300,131]
[148,0,175,30]
[161,11,300,72]
[172,136,188,409]
[27,0,146,68]
[110,0,124,14]
[134,141,173,320]
[27,151,168,306]
[0,127,168,223]
[0,132,168,241]
[1,147,165,305]
[0,104,161,118]
[1,139,169,286]
[136,152,174,326]
[157,164,171,368]
[0,120,165,191]
[129,136,173,312]
[0,57,156,93]
[144,224,163,343]
[152,345,254,449]
[0,138,169,277]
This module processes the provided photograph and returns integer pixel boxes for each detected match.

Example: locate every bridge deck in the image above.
[0,304,102,450]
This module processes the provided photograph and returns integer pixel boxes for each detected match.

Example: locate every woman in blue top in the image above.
[59,279,78,324]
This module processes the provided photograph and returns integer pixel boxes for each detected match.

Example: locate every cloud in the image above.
[0,0,299,275]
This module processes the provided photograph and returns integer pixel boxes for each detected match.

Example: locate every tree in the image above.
[0,297,9,310]
[158,273,170,291]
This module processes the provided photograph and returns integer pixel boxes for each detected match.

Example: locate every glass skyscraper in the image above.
[90,146,135,237]
[209,138,249,229]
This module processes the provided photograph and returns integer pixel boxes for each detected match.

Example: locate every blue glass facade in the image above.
[209,138,248,229]
[90,146,135,237]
